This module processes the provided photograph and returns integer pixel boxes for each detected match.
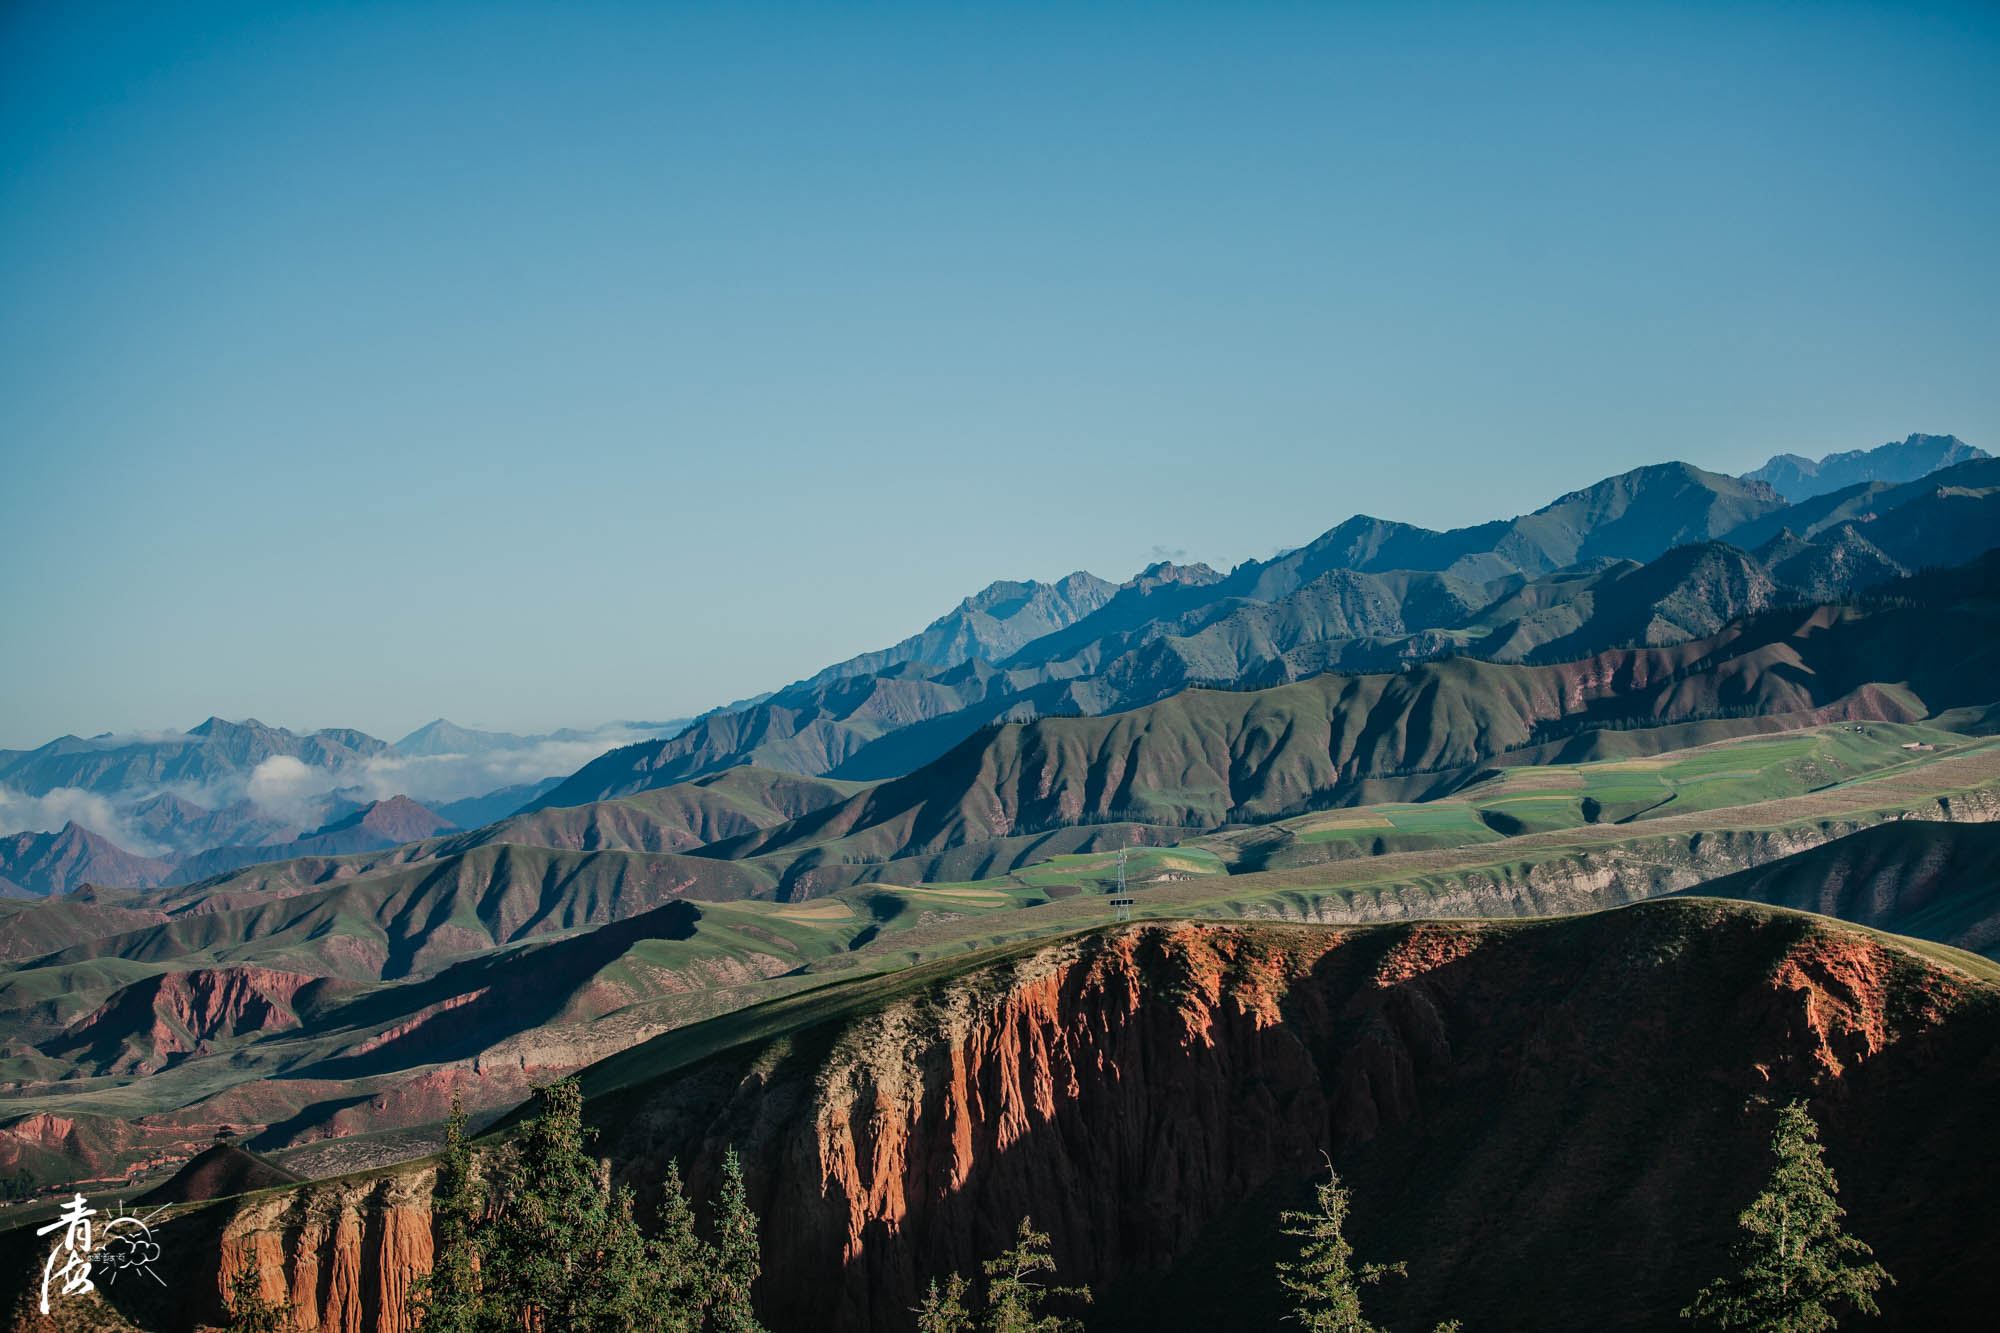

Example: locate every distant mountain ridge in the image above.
[0,715,695,890]
[10,437,1990,887]
[0,822,175,897]
[535,452,1997,811]
[676,562,2000,886]
[0,717,392,800]
[393,717,694,757]
[168,797,460,885]
[1742,432,1987,501]
[785,571,1120,692]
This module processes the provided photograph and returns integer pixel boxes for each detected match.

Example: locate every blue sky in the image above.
[3,0,1995,748]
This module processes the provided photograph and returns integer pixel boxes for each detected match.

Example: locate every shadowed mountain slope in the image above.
[1753,524,1906,602]
[471,767,867,856]
[137,1142,301,1205]
[33,843,769,981]
[1681,820,2000,958]
[1471,541,1785,661]
[118,767,868,909]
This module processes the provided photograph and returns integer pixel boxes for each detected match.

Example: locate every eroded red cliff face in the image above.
[48,967,319,1075]
[583,907,1999,1330]
[220,1172,435,1333]
[45,905,1999,1333]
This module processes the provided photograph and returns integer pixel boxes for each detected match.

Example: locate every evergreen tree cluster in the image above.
[216,1091,1891,1333]
[408,1081,766,1333]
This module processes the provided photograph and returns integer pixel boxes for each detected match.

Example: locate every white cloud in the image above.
[237,725,665,820]
[245,755,333,827]
[333,730,659,807]
[0,722,677,854]
[0,785,172,858]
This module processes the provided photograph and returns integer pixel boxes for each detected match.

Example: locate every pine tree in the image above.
[224,1253,293,1333]
[478,1077,654,1333]
[599,1180,665,1333]
[412,1095,484,1333]
[1683,1101,1893,1332]
[981,1216,1091,1333]
[643,1158,714,1333]
[708,1148,767,1333]
[1276,1159,1403,1333]
[914,1273,975,1333]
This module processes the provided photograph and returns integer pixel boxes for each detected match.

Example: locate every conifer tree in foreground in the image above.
[707,1148,768,1333]
[912,1216,1089,1333]
[646,1157,716,1333]
[913,1272,976,1333]
[982,1216,1091,1333]
[410,1096,482,1333]
[410,1078,765,1333]
[474,1078,665,1332]
[1276,1158,1460,1333]
[1682,1101,1892,1332]
[1276,1159,1404,1333]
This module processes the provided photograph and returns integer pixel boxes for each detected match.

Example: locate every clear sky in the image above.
[3,0,1995,748]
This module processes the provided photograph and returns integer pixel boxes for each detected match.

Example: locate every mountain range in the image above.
[538,450,2000,811]
[3,429,1999,1333]
[9,434,1990,897]
[0,717,692,891]
[1741,431,1987,501]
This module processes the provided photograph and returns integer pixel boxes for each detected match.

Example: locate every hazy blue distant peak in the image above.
[785,571,1123,695]
[1743,433,1987,502]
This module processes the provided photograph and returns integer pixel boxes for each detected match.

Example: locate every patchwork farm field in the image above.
[5,721,1996,1195]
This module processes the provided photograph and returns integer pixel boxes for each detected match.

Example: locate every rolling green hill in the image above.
[679,589,2000,876]
[5,725,1992,1200]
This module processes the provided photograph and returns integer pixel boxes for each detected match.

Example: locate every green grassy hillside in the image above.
[3,724,1994,1199]
[681,591,2000,875]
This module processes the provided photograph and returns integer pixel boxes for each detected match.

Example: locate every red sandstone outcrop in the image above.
[48,967,321,1075]
[22,905,1998,1332]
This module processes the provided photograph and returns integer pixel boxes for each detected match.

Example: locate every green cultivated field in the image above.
[4,721,1995,1193]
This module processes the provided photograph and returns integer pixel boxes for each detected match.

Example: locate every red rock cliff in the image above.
[586,905,2000,1330]
[46,904,1999,1332]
